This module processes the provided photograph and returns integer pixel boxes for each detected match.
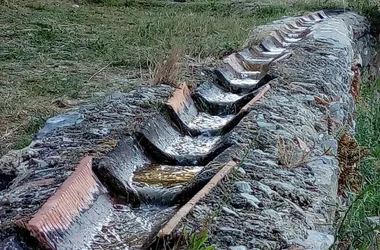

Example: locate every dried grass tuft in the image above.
[277,136,311,169]
[337,130,369,195]
[150,47,183,87]
[350,65,360,101]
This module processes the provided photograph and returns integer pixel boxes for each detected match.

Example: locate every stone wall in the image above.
[0,10,371,250]
[174,12,370,250]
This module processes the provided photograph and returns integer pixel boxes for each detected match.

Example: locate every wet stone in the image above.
[134,165,203,187]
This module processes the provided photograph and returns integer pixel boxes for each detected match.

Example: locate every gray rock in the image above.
[307,158,338,203]
[32,158,49,168]
[255,182,276,197]
[236,167,246,176]
[222,207,239,217]
[322,139,338,155]
[0,236,24,250]
[319,155,338,166]
[35,111,84,139]
[366,216,380,225]
[329,101,345,122]
[257,121,277,130]
[89,127,110,136]
[261,159,278,167]
[240,193,261,208]
[262,209,281,220]
[291,230,334,250]
[228,246,247,250]
[219,227,243,235]
[234,181,252,193]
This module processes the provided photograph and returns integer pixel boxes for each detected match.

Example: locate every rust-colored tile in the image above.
[317,10,328,19]
[239,84,270,113]
[286,22,308,31]
[167,83,192,113]
[223,53,246,74]
[27,156,105,249]
[311,13,320,21]
[269,31,290,47]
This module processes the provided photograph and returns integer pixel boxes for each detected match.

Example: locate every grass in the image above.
[1,0,334,156]
[1,0,357,156]
[1,0,380,249]
[332,78,380,249]
[150,46,183,86]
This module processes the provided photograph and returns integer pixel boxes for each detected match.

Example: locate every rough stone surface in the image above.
[0,236,24,250]
[234,181,252,193]
[0,85,173,239]
[291,230,335,250]
[228,246,248,250]
[0,10,371,250]
[176,11,370,250]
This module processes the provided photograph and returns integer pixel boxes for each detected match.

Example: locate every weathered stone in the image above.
[240,193,261,208]
[366,216,380,225]
[291,230,334,250]
[219,227,244,236]
[236,167,246,176]
[228,246,247,250]
[34,111,84,139]
[0,236,24,250]
[175,11,369,250]
[329,101,345,122]
[254,181,277,198]
[222,207,239,217]
[262,209,282,221]
[0,9,370,250]
[234,181,252,193]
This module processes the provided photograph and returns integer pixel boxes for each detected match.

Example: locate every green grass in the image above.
[332,78,380,249]
[0,0,374,156]
[2,0,322,155]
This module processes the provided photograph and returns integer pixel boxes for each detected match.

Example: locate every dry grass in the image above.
[149,47,183,87]
[277,136,311,169]
[337,131,369,195]
[332,75,380,249]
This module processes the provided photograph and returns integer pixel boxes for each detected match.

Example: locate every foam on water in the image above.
[89,203,176,250]
[230,78,259,86]
[187,113,234,130]
[165,135,221,156]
